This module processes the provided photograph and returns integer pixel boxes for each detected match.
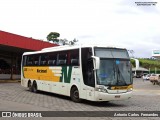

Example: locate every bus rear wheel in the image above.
[70,87,81,103]
[28,81,32,92]
[32,82,38,93]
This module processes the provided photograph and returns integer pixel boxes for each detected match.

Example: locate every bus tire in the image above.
[32,81,38,93]
[70,86,81,103]
[28,81,32,92]
[153,82,155,85]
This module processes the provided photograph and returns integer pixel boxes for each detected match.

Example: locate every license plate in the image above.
[115,95,120,98]
[112,86,128,90]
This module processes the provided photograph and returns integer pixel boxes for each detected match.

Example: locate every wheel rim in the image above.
[33,84,37,92]
[29,83,32,91]
[73,90,79,99]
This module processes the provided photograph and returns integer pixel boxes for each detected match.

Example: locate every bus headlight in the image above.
[95,86,108,93]
[127,88,133,92]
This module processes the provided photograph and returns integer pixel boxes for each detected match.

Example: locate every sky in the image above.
[0,0,160,58]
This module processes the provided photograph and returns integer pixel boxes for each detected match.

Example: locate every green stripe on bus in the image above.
[60,66,72,83]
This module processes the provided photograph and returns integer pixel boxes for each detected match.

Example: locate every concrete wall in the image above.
[0,74,21,80]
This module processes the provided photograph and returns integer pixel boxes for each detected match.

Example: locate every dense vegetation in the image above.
[131,59,160,74]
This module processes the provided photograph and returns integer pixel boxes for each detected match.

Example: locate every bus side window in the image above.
[70,49,79,66]
[48,60,56,65]
[58,52,67,66]
[41,61,47,65]
[26,55,34,66]
[40,54,48,66]
[71,59,78,65]
[23,56,27,66]
[33,55,40,66]
[48,53,57,66]
[27,61,33,65]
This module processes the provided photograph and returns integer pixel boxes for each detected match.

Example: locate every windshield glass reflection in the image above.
[96,59,132,86]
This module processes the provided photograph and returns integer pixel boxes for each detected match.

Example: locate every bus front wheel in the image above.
[70,87,81,103]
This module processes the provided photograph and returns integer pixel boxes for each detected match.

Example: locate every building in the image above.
[152,50,160,59]
[0,30,57,80]
[132,67,149,78]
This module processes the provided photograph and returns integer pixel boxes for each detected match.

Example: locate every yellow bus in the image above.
[21,45,133,102]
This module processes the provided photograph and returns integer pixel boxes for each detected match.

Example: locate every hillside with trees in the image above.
[131,59,160,73]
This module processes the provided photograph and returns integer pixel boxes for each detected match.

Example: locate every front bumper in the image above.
[94,91,132,101]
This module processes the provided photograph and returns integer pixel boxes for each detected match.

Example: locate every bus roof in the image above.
[23,45,126,55]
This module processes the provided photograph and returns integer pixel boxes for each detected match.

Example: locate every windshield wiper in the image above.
[116,65,127,85]
[113,64,116,79]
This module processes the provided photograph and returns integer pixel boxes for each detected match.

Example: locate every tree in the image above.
[46,32,60,43]
[59,39,68,45]
[128,50,135,58]
[69,38,78,45]
[47,32,78,45]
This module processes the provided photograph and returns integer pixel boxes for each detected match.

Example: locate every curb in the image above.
[0,80,21,83]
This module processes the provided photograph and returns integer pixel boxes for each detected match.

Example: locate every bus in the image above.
[21,45,133,102]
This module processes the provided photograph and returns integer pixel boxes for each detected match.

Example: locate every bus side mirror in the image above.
[130,58,139,70]
[91,56,100,70]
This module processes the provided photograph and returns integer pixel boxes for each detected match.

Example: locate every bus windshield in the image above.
[95,48,132,86]
[96,59,132,86]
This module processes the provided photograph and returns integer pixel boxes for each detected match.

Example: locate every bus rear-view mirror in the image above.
[91,56,100,70]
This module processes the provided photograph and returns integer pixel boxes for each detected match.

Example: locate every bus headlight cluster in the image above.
[127,88,133,92]
[95,86,108,93]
